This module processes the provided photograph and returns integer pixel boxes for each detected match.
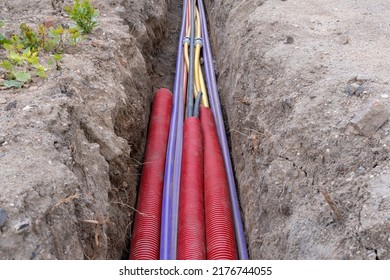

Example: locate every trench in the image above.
[107,0,248,259]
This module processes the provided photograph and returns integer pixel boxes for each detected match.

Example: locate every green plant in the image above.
[65,0,99,34]
[18,23,83,53]
[0,3,94,89]
[0,22,85,88]
[0,44,46,88]
[0,20,11,45]
[19,23,39,51]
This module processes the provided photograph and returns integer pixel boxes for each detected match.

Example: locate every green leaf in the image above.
[0,34,11,45]
[52,26,64,35]
[26,55,39,65]
[36,69,46,78]
[23,47,31,55]
[32,63,46,72]
[7,52,24,65]
[0,60,13,71]
[16,44,24,52]
[53,53,63,61]
[48,29,60,38]
[14,71,31,82]
[3,80,22,88]
[0,20,4,29]
[3,43,14,52]
[64,6,72,13]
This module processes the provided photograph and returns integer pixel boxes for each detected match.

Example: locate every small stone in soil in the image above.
[345,82,364,96]
[286,36,294,44]
[339,34,349,45]
[354,85,365,96]
[0,134,6,145]
[356,74,372,82]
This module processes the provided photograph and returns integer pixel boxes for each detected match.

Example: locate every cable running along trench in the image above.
[130,0,248,260]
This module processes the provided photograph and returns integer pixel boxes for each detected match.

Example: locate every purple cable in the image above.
[170,75,185,259]
[160,0,188,260]
[198,0,249,260]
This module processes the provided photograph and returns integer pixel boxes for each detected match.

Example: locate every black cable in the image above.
[186,0,196,118]
[193,92,202,118]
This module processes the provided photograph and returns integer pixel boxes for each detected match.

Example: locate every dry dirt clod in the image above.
[4,100,17,111]
[339,34,349,45]
[349,100,390,136]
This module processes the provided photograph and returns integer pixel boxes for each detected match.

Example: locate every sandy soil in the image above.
[206,0,390,259]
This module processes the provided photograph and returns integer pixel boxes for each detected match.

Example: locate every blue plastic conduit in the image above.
[160,0,188,260]
[198,0,249,260]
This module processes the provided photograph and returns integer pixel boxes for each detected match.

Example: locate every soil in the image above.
[205,0,390,259]
[1,0,389,260]
[0,0,169,259]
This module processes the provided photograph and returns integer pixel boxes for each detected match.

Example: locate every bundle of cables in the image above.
[130,0,248,260]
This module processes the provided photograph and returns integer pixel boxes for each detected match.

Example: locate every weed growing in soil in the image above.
[0,20,11,45]
[0,0,98,89]
[65,0,99,34]
[0,24,82,88]
[0,44,44,88]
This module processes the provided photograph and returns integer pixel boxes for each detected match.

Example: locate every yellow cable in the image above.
[194,8,209,107]
[184,24,201,96]
[184,25,190,74]
[184,6,210,108]
[194,8,201,95]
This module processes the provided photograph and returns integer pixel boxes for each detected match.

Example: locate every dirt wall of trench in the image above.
[0,0,170,260]
[205,0,390,259]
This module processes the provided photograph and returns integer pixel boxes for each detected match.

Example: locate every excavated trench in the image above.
[119,0,249,259]
[103,0,390,260]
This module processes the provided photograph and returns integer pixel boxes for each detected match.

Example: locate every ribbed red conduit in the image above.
[177,117,206,260]
[200,107,238,260]
[130,88,173,260]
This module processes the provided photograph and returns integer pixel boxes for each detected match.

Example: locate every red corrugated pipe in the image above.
[200,106,238,260]
[177,117,206,260]
[129,88,173,260]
